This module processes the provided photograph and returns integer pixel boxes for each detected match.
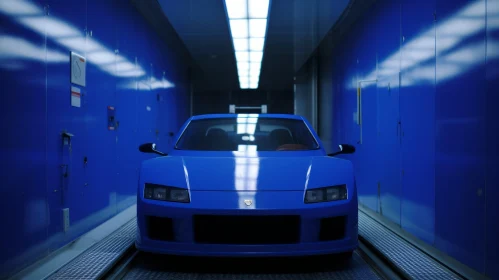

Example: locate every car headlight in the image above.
[304,185,347,203]
[144,183,190,203]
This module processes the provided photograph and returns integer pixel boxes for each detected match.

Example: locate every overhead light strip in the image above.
[225,0,270,89]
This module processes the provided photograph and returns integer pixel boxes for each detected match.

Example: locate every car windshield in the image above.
[175,116,320,151]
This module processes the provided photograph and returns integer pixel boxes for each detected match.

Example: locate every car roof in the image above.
[191,113,304,121]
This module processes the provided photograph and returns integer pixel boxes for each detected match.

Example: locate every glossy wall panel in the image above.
[324,0,498,278]
[434,0,487,271]
[355,14,379,213]
[485,0,499,277]
[0,12,50,272]
[0,0,189,278]
[399,0,436,245]
[373,1,402,224]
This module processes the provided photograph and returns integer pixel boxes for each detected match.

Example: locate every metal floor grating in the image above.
[122,250,382,280]
[358,211,463,280]
[46,218,137,280]
[46,215,383,280]
[45,211,462,280]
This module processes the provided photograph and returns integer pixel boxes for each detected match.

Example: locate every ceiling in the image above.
[153,0,351,91]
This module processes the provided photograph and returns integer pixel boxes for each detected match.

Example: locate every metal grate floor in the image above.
[46,210,462,280]
[47,215,383,280]
[46,218,136,280]
[358,211,462,280]
[122,250,382,280]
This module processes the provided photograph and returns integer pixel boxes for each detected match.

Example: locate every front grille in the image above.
[319,216,346,241]
[193,215,300,244]
[147,216,174,241]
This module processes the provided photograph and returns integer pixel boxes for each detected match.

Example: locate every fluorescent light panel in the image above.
[250,68,260,77]
[225,0,270,89]
[249,19,267,37]
[248,0,269,18]
[225,0,247,19]
[249,38,264,51]
[237,62,249,72]
[236,51,263,63]
[233,38,249,51]
[250,51,263,62]
[239,74,258,81]
[235,51,249,61]
[229,19,248,38]
[238,69,250,76]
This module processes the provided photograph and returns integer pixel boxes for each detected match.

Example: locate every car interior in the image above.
[180,125,313,151]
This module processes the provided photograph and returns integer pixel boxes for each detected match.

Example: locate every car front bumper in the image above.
[136,190,358,257]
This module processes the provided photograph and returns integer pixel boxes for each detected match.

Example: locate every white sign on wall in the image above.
[71,86,81,107]
[71,52,86,87]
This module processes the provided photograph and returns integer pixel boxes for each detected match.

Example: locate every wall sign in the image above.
[71,86,81,107]
[71,52,86,87]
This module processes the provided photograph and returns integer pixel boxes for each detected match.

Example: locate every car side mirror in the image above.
[327,144,355,157]
[139,143,167,156]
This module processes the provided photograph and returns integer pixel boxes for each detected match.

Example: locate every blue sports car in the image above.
[135,113,358,257]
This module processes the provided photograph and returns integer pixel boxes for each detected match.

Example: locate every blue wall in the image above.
[0,0,190,277]
[328,0,498,278]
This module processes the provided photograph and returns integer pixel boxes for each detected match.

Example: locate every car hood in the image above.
[140,156,353,191]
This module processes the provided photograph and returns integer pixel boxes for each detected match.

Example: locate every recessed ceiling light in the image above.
[224,0,270,89]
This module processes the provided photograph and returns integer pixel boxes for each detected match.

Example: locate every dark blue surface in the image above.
[329,0,498,278]
[399,0,436,245]
[373,0,402,225]
[0,0,189,278]
[434,0,488,272]
[136,114,359,256]
[486,0,499,278]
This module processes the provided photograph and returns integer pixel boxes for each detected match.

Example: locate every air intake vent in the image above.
[194,215,300,244]
[147,216,174,241]
[319,216,346,241]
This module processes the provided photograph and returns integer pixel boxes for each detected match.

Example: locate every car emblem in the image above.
[244,199,253,206]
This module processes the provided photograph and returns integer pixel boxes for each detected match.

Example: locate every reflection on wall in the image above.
[0,35,67,68]
[354,0,499,87]
[0,0,174,89]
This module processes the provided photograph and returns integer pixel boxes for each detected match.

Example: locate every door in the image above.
[376,75,402,224]
[356,81,379,211]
